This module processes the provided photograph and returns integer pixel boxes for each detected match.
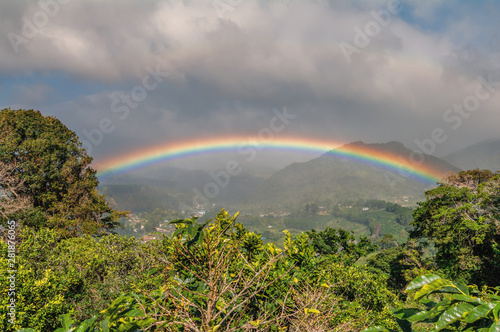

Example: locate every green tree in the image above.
[307,227,378,264]
[11,210,400,331]
[410,169,500,286]
[367,239,434,295]
[0,109,126,237]
[379,234,398,249]
[0,226,167,331]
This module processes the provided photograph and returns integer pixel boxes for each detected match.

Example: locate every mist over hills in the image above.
[443,137,500,172]
[100,141,463,213]
[249,141,460,209]
[99,166,267,212]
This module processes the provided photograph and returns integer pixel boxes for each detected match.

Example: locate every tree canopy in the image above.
[0,108,125,237]
[410,169,500,286]
[1,210,399,331]
[307,227,377,264]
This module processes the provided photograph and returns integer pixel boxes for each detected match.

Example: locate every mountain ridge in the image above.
[99,140,463,212]
[249,141,460,209]
[443,137,500,171]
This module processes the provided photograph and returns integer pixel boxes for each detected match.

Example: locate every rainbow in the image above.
[94,136,446,184]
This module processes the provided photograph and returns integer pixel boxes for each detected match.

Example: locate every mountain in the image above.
[443,137,500,171]
[99,141,462,212]
[101,183,188,213]
[99,165,267,212]
[250,141,460,209]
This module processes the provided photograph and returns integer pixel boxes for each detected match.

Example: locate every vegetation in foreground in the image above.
[0,109,499,331]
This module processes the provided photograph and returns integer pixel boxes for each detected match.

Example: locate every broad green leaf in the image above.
[428,298,453,316]
[395,318,412,332]
[450,293,484,304]
[123,308,145,317]
[101,319,110,332]
[172,228,184,237]
[406,309,444,323]
[137,318,157,328]
[116,322,137,332]
[454,282,470,296]
[197,229,205,244]
[406,274,442,292]
[392,308,422,320]
[391,309,416,332]
[490,320,500,332]
[169,218,187,224]
[435,302,475,331]
[494,302,500,322]
[421,298,438,310]
[74,317,97,332]
[53,328,68,332]
[101,295,128,318]
[16,329,38,332]
[415,278,455,300]
[439,286,463,294]
[361,327,392,332]
[61,313,73,330]
[187,220,210,246]
[464,303,496,323]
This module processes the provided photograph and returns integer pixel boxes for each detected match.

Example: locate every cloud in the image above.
[13,84,53,105]
[1,0,499,167]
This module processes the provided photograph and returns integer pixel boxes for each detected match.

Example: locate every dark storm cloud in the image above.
[1,0,500,166]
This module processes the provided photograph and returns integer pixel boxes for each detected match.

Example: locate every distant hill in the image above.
[100,183,187,213]
[443,137,500,172]
[99,165,266,212]
[250,141,460,209]
[99,141,462,212]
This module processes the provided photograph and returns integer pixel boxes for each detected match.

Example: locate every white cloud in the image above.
[1,0,499,161]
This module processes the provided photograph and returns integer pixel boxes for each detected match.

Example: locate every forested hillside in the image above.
[99,141,460,214]
[99,167,267,210]
[251,141,460,209]
[444,137,500,172]
[100,184,187,213]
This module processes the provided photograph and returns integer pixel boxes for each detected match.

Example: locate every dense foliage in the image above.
[0,109,126,237]
[2,210,400,331]
[365,274,500,332]
[411,170,500,286]
[366,239,434,296]
[307,227,377,264]
[1,111,499,331]
[0,227,166,331]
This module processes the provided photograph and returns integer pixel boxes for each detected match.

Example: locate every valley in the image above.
[99,140,493,246]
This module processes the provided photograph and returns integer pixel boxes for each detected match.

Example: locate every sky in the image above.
[1,0,500,172]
